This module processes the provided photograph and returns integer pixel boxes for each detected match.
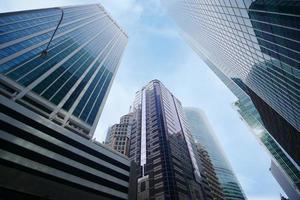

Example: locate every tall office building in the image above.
[163,0,300,166]
[105,113,134,156]
[184,107,246,200]
[0,4,128,138]
[0,5,132,200]
[271,160,300,200]
[128,80,206,200]
[233,97,300,199]
[197,52,300,199]
[196,144,225,200]
[200,50,300,199]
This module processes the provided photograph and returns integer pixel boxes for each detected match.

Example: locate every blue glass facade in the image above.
[0,5,128,137]
[199,56,300,199]
[184,107,246,200]
[163,0,300,155]
[234,98,300,199]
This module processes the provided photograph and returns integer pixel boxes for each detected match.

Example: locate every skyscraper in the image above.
[0,4,128,138]
[184,107,246,200]
[129,80,205,200]
[193,52,300,198]
[270,160,300,200]
[0,5,132,200]
[163,0,300,166]
[233,97,300,200]
[193,50,300,199]
[196,144,225,200]
[105,113,134,156]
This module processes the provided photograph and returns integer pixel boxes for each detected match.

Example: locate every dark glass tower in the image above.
[0,5,132,200]
[0,4,128,138]
[129,80,205,200]
[163,0,300,167]
[184,107,246,200]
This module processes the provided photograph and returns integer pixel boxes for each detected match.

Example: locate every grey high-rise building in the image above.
[163,0,300,166]
[184,107,246,200]
[0,4,128,138]
[0,5,132,200]
[128,80,206,200]
[105,113,134,156]
[271,160,300,200]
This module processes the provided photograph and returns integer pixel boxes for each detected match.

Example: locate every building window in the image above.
[140,181,146,192]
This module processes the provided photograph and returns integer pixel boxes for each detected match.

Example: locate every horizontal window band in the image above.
[0,138,128,193]
[0,159,126,200]
[0,119,129,182]
[0,103,130,171]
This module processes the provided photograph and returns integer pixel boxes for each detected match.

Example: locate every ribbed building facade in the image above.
[184,107,246,200]
[163,0,300,167]
[128,80,205,200]
[198,53,300,199]
[233,94,300,200]
[0,95,132,200]
[197,53,300,199]
[0,4,128,138]
[0,4,132,200]
[105,113,134,156]
[270,160,300,200]
[196,144,224,200]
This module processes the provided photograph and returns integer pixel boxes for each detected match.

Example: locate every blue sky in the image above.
[1,1,286,199]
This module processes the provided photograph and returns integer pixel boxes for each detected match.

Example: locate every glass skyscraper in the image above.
[184,107,246,200]
[129,80,206,200]
[195,52,300,199]
[232,86,300,199]
[0,4,128,138]
[0,5,133,200]
[163,0,300,167]
[234,98,300,200]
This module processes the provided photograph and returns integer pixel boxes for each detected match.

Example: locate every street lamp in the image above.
[41,8,64,57]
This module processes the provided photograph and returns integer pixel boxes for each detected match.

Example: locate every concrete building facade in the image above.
[105,113,134,156]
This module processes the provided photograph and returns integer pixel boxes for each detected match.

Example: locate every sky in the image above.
[0,1,287,199]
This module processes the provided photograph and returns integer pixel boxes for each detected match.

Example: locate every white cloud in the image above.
[100,0,144,32]
[0,0,71,12]
[139,25,180,38]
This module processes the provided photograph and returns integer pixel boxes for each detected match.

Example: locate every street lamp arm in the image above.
[41,8,64,56]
